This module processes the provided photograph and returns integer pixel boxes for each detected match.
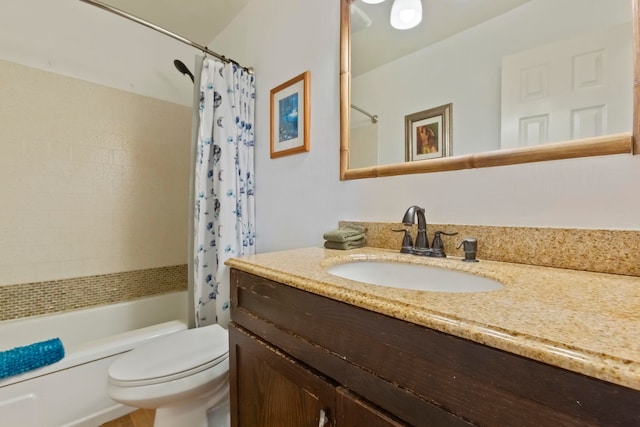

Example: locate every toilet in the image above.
[107,324,230,427]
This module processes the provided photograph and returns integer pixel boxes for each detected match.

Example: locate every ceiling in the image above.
[96,0,532,77]
[352,0,531,76]
[1,0,253,108]
[0,0,534,110]
[99,0,251,47]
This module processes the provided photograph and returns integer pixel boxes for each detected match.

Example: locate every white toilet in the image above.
[107,324,230,427]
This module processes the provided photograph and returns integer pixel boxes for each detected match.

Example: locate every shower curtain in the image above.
[192,58,255,327]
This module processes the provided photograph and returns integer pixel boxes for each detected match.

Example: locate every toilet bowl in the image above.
[107,324,230,427]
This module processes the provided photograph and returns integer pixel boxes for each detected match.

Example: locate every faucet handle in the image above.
[431,231,458,257]
[456,237,479,262]
[392,228,413,254]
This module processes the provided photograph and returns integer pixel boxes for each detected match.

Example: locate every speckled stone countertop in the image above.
[226,246,640,392]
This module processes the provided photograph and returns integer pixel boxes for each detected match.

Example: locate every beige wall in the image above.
[0,59,192,286]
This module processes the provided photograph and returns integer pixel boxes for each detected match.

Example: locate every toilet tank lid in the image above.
[108,324,229,382]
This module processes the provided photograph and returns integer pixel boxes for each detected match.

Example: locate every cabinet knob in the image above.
[319,408,329,426]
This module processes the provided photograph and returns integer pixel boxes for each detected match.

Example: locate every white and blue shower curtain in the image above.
[193,58,255,327]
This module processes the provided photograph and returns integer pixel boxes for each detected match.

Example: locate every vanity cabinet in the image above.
[230,323,407,427]
[230,323,334,426]
[229,268,640,426]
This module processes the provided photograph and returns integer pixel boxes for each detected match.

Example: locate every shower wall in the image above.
[0,59,192,318]
[349,122,379,169]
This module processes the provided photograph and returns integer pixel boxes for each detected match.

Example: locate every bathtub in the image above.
[0,291,188,427]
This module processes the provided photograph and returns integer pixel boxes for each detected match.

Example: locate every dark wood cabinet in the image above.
[336,388,409,427]
[229,268,640,426]
[230,324,335,427]
[230,324,404,427]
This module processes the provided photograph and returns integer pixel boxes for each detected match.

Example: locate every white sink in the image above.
[326,261,503,293]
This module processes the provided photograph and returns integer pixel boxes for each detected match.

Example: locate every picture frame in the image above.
[405,103,452,161]
[270,71,310,158]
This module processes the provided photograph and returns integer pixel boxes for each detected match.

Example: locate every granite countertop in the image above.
[226,246,640,391]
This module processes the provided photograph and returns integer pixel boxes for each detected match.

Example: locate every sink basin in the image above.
[326,261,503,293]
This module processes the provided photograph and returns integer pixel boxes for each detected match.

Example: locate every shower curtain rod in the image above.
[78,0,253,73]
[351,104,378,123]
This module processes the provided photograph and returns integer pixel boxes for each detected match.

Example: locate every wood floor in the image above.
[100,409,155,427]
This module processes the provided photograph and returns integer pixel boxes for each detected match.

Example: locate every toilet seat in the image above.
[108,324,229,387]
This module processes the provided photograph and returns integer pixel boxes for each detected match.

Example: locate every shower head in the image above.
[173,59,194,83]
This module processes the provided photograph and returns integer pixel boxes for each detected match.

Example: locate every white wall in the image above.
[213,0,640,254]
[211,0,344,252]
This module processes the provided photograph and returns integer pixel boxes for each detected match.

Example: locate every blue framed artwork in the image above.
[270,71,310,158]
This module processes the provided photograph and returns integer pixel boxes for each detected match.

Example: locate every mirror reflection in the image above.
[349,0,633,169]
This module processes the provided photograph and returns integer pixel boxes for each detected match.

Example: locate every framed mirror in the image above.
[340,0,639,180]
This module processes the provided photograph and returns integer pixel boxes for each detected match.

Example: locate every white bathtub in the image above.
[0,291,188,427]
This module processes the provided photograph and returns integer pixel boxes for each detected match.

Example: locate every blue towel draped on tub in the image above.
[0,338,65,380]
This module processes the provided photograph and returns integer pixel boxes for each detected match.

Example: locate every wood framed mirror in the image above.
[340,0,639,180]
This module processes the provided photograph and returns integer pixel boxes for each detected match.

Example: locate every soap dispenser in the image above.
[456,237,479,262]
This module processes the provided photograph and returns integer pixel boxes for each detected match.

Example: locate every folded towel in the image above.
[324,237,366,250]
[327,232,365,243]
[323,224,366,242]
[0,338,65,380]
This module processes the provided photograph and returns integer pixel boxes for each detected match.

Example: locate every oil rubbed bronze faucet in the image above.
[394,205,457,257]
[402,205,429,253]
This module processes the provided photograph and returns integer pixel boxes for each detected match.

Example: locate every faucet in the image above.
[396,205,458,257]
[402,205,429,252]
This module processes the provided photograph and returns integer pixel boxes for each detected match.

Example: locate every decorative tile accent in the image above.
[340,221,640,277]
[0,265,187,322]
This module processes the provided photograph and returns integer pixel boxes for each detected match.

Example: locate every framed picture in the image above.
[405,103,452,161]
[270,71,310,158]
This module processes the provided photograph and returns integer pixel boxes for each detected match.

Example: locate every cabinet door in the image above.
[336,387,411,427]
[230,324,335,427]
